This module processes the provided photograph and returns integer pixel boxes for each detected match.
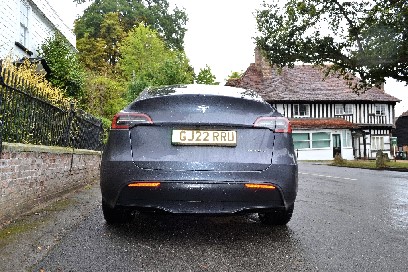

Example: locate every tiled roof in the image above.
[226,63,400,103]
[290,118,358,129]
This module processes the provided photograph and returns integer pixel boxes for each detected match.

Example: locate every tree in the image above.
[81,73,126,119]
[76,33,108,74]
[255,0,408,90]
[120,24,194,100]
[152,51,195,86]
[74,0,187,51]
[37,33,85,99]
[76,12,125,75]
[195,65,219,85]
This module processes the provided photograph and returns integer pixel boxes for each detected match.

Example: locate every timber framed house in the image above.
[227,50,400,160]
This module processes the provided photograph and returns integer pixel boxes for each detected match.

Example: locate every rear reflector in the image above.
[253,117,292,133]
[111,112,153,129]
[245,183,276,189]
[128,182,160,187]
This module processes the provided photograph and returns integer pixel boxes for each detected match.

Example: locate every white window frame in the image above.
[293,132,331,150]
[335,104,353,115]
[293,133,310,149]
[19,0,30,48]
[335,104,343,115]
[371,136,384,150]
[345,104,353,114]
[342,130,352,147]
[294,104,310,117]
[311,132,331,148]
[375,104,386,116]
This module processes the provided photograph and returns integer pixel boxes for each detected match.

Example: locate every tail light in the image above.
[253,117,292,133]
[111,112,153,129]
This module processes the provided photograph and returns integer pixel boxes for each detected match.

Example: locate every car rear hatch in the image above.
[121,95,288,171]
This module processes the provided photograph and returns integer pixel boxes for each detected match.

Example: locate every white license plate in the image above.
[171,129,237,146]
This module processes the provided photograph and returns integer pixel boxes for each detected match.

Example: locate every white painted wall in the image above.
[0,0,19,57]
[294,128,355,161]
[31,0,75,46]
[0,0,75,59]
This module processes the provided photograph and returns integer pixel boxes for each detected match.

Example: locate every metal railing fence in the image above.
[0,67,103,154]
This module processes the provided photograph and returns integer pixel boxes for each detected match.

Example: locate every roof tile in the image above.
[226,62,400,103]
[400,110,408,117]
[290,118,358,129]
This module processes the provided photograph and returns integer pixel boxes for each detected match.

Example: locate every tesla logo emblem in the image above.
[197,105,209,113]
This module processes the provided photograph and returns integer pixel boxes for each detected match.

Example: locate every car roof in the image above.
[137,84,265,102]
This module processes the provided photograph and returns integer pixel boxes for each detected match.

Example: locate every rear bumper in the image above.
[101,161,298,214]
[115,181,285,214]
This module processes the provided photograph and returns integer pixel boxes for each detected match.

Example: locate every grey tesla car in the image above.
[100,84,298,225]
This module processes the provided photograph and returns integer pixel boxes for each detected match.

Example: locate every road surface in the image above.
[0,162,406,271]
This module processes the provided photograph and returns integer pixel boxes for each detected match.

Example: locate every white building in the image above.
[227,50,400,160]
[0,0,75,59]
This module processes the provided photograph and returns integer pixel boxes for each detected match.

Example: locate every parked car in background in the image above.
[100,84,298,225]
[395,151,408,160]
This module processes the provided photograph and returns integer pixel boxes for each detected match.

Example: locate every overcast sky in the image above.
[52,0,407,116]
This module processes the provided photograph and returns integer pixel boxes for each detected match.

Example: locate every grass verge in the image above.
[330,159,408,170]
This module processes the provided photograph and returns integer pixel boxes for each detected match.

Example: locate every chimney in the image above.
[254,47,272,78]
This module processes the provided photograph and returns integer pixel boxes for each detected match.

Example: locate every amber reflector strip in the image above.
[245,183,276,189]
[128,182,160,187]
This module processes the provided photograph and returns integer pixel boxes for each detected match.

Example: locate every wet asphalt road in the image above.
[2,162,408,271]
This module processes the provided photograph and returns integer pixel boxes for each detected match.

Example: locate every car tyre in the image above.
[258,204,294,225]
[102,200,133,224]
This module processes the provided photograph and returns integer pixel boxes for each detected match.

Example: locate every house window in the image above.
[312,132,331,148]
[335,104,353,115]
[294,104,310,117]
[375,104,386,116]
[20,1,29,47]
[293,132,331,149]
[371,136,384,150]
[342,130,352,147]
[293,133,310,149]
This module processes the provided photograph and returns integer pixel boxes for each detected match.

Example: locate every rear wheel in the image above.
[258,204,294,225]
[102,200,133,224]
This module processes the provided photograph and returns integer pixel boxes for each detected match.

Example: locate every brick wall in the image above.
[0,142,101,224]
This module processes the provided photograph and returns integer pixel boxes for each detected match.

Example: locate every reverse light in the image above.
[111,112,153,129]
[253,117,292,133]
[128,182,161,187]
